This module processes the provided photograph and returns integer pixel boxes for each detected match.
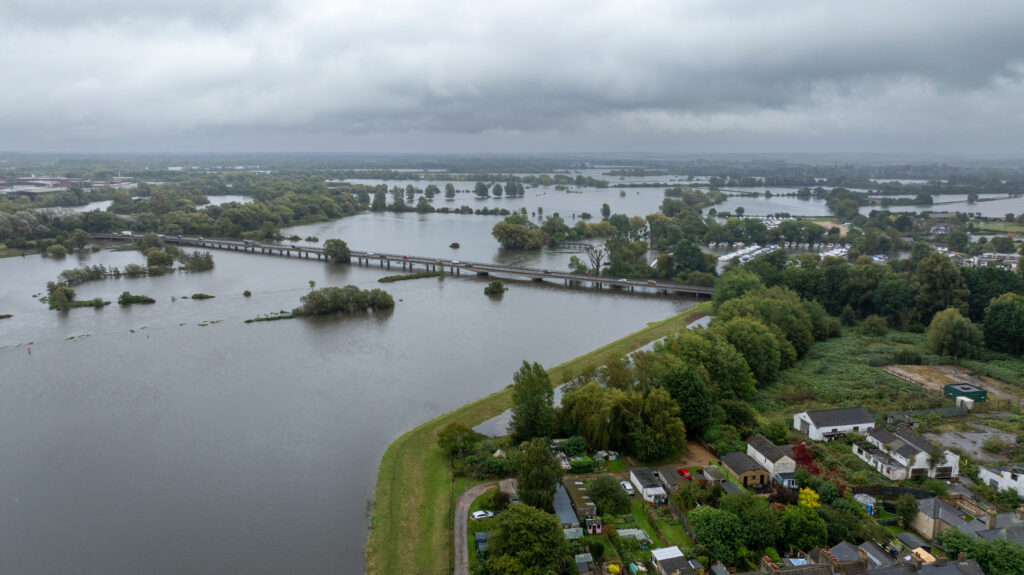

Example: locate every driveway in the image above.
[454,481,496,575]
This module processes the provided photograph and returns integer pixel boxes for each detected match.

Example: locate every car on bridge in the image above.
[647,280,657,285]
[402,255,408,259]
[451,260,460,264]
[542,269,551,274]
[618,278,628,283]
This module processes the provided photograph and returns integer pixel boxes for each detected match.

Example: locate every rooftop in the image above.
[804,406,874,428]
[748,433,787,462]
[721,451,766,475]
[631,467,661,489]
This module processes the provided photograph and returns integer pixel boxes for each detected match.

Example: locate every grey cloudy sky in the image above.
[2,0,1022,155]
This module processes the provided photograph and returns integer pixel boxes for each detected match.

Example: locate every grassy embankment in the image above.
[378,271,443,283]
[365,301,712,575]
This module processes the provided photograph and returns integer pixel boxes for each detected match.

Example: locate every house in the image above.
[700,465,724,487]
[978,465,1024,497]
[912,497,972,541]
[553,484,580,528]
[631,467,668,504]
[651,546,690,575]
[826,540,895,569]
[853,425,958,480]
[793,407,875,441]
[870,554,984,575]
[563,478,598,523]
[747,434,797,487]
[721,452,769,488]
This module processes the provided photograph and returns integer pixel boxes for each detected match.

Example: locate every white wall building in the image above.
[978,465,1024,497]
[853,425,959,480]
[630,467,667,505]
[793,406,875,441]
[746,434,798,487]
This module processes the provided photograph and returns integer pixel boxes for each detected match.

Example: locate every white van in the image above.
[620,480,635,496]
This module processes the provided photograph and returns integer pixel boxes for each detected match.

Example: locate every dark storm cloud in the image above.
[1,0,1022,153]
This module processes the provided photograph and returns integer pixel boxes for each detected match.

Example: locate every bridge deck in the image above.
[89,234,714,297]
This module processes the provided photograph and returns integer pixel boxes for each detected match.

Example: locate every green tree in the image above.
[689,507,744,565]
[661,366,711,435]
[371,191,387,211]
[492,217,544,250]
[989,235,1016,253]
[974,537,1024,575]
[601,203,611,220]
[718,316,781,386]
[146,248,174,268]
[946,230,968,252]
[473,181,490,198]
[323,238,351,263]
[935,526,976,558]
[586,476,630,516]
[510,361,555,442]
[436,422,482,458]
[484,280,507,296]
[484,503,569,575]
[926,308,984,361]
[713,269,765,309]
[719,492,782,551]
[895,493,918,528]
[516,438,562,512]
[783,505,827,552]
[983,293,1024,355]
[630,387,687,462]
[913,253,969,323]
[860,314,888,336]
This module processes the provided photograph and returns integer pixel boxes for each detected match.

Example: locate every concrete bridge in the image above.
[90,234,715,298]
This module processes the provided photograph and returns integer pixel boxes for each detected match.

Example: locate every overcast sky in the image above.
[2,0,1022,156]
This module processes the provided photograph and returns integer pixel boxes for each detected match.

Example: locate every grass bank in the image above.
[379,271,443,283]
[364,301,712,575]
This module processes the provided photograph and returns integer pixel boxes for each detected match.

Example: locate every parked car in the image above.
[677,468,692,480]
[402,255,409,259]
[620,480,635,496]
[618,278,628,283]
[471,510,494,520]
[647,279,657,285]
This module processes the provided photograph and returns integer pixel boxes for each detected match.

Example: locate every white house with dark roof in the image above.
[747,434,797,487]
[630,467,668,504]
[978,464,1024,497]
[793,406,875,441]
[853,425,958,480]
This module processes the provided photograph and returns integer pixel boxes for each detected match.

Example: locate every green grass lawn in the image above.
[607,459,628,473]
[629,499,668,548]
[654,513,692,547]
[466,490,497,571]
[365,303,712,575]
[976,221,1024,234]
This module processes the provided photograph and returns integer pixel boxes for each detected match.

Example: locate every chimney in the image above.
[936,556,947,566]
[987,509,998,530]
[958,552,967,564]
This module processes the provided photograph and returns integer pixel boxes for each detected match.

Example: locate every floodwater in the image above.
[0,241,691,573]
[68,194,253,214]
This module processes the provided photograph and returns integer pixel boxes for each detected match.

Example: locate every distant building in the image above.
[746,434,797,487]
[720,452,769,489]
[978,465,1024,497]
[553,484,580,528]
[630,467,668,504]
[651,546,690,575]
[944,383,987,402]
[853,425,958,480]
[793,406,875,441]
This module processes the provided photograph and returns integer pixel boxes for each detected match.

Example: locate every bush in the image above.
[484,280,507,296]
[118,292,156,305]
[123,264,146,277]
[46,245,67,257]
[562,435,588,457]
[860,314,888,336]
[191,293,215,300]
[243,290,252,297]
[569,456,594,474]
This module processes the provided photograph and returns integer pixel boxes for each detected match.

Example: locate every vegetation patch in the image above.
[0,314,11,320]
[117,292,155,305]
[365,303,710,575]
[245,311,297,323]
[191,293,215,300]
[378,271,442,283]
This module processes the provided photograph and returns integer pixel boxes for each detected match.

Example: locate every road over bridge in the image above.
[91,234,715,298]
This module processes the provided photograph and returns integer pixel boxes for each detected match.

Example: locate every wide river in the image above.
[0,222,693,574]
